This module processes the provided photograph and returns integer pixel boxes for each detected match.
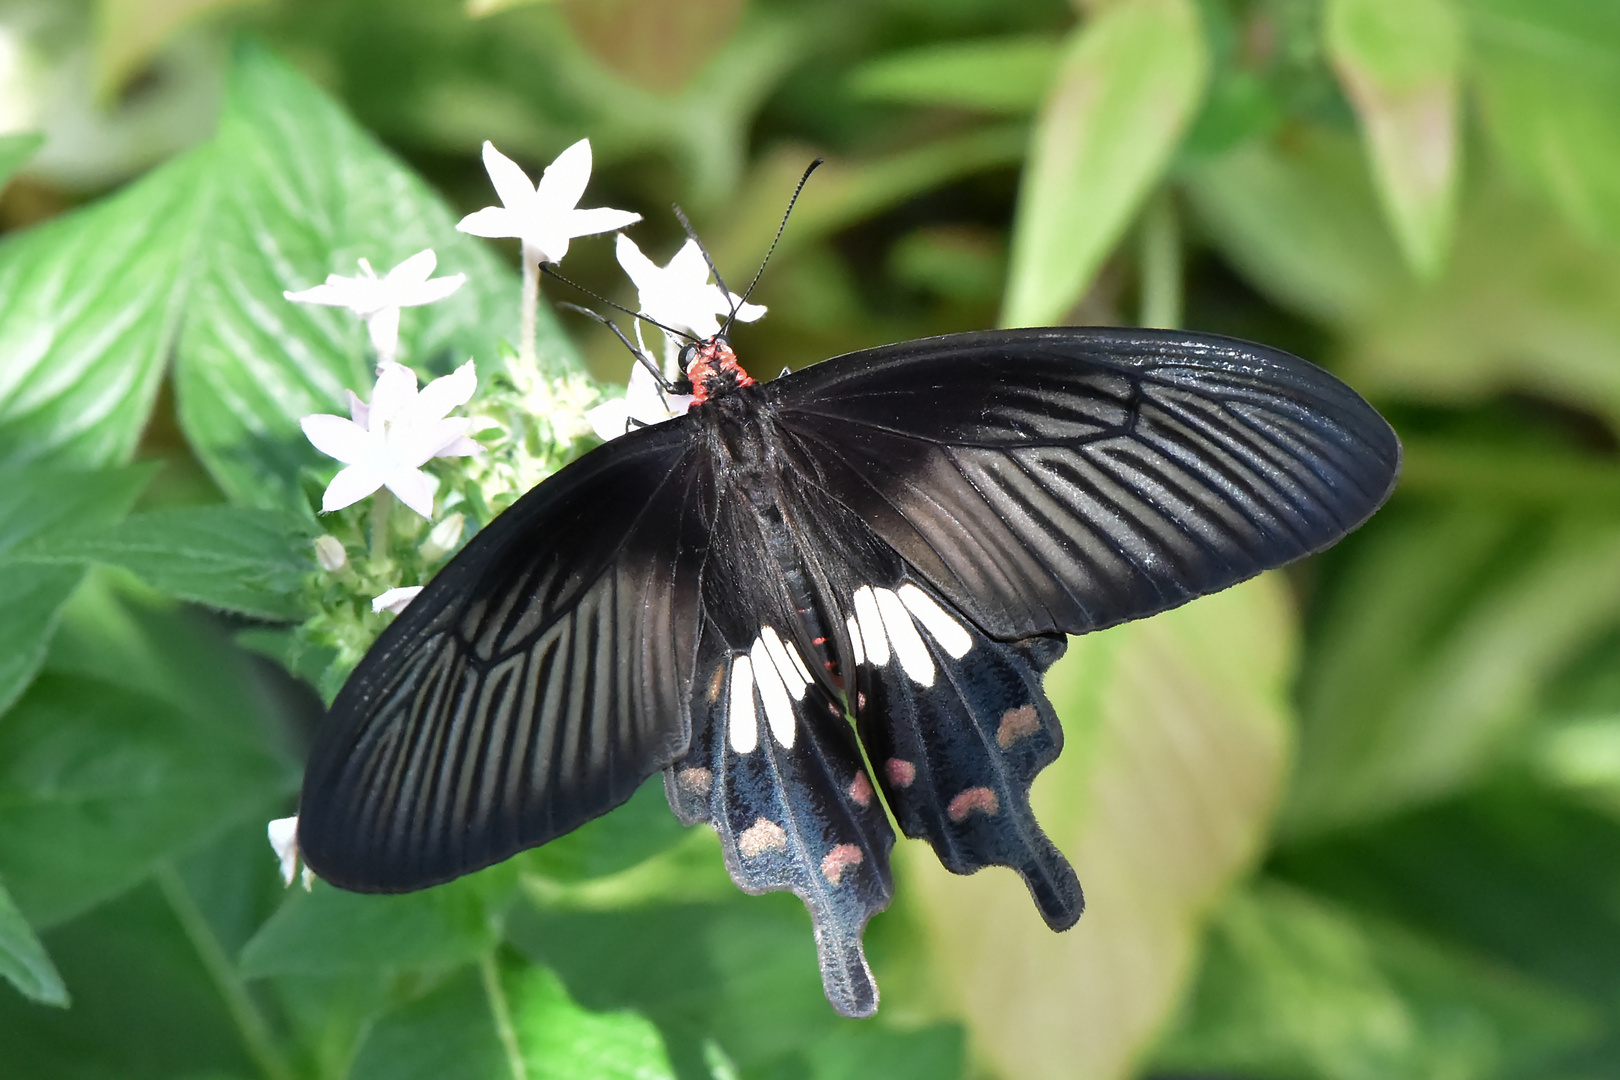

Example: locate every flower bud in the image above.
[313,535,348,572]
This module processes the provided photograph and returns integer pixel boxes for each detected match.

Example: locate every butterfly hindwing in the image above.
[299,421,712,891]
[770,327,1401,639]
[844,577,1081,929]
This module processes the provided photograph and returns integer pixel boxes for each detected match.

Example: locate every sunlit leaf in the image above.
[847,35,1062,114]
[508,963,676,1080]
[0,149,208,469]
[1326,0,1463,278]
[1287,506,1620,837]
[174,43,551,513]
[559,0,745,93]
[902,577,1294,1080]
[0,674,288,929]
[1153,880,1592,1080]
[0,878,66,1006]
[1181,127,1408,326]
[1002,0,1208,326]
[239,874,504,977]
[1463,0,1620,244]
[0,464,150,716]
[14,506,315,620]
[345,967,504,1080]
[1341,181,1620,426]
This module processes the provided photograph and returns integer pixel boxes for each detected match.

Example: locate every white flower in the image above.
[284,249,465,364]
[268,816,313,890]
[372,586,424,614]
[456,139,639,265]
[301,360,480,519]
[420,513,466,563]
[615,234,765,340]
[585,357,695,442]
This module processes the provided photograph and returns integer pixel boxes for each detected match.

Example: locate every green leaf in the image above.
[0,464,151,716]
[1463,0,1620,243]
[901,577,1294,1080]
[1338,180,1620,426]
[0,132,43,190]
[521,777,693,884]
[1181,126,1409,326]
[1286,506,1620,837]
[1002,0,1209,327]
[345,967,505,1080]
[0,148,209,469]
[846,35,1062,114]
[174,42,572,513]
[0,879,261,1080]
[238,872,506,977]
[0,672,289,929]
[508,963,676,1080]
[14,506,315,620]
[1152,880,1592,1080]
[0,878,67,1006]
[1326,0,1463,278]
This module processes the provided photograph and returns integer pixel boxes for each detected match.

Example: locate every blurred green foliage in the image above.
[1,0,1619,1078]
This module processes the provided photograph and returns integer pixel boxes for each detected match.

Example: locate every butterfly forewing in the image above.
[770,327,1400,639]
[299,421,712,891]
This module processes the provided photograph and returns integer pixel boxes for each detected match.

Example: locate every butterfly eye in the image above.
[678,341,699,373]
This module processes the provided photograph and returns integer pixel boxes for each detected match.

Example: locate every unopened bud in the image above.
[313,535,348,572]
[421,512,465,563]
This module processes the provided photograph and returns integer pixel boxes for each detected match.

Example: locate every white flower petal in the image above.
[387,248,438,284]
[321,463,386,512]
[372,586,424,614]
[268,816,300,886]
[284,282,356,307]
[615,233,661,290]
[566,206,642,239]
[586,397,633,442]
[536,138,592,215]
[668,239,711,280]
[393,272,465,307]
[346,390,369,426]
[301,413,371,464]
[730,297,767,323]
[435,434,480,458]
[386,468,437,519]
[411,359,478,422]
[369,362,419,428]
[366,306,401,364]
[481,141,541,212]
[456,205,520,239]
[406,417,473,466]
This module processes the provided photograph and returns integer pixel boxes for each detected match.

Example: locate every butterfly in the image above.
[294,311,1400,1017]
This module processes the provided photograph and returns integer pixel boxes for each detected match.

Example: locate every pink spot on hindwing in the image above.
[884,758,916,788]
[738,817,788,857]
[848,771,873,807]
[821,844,864,885]
[947,787,999,821]
[996,704,1040,748]
[676,767,713,798]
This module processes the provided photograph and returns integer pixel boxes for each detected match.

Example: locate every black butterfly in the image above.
[297,324,1399,1017]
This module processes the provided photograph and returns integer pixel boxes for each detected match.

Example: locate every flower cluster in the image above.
[274,137,763,886]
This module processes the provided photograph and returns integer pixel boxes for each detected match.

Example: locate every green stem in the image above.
[1139,190,1182,330]
[368,488,393,565]
[156,864,296,1080]
[480,951,528,1080]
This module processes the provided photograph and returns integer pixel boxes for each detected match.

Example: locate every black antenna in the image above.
[722,158,823,337]
[540,263,698,345]
[670,204,734,305]
[556,302,673,392]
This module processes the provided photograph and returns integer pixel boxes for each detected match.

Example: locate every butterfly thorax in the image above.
[686,338,756,405]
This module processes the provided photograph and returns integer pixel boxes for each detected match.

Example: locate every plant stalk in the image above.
[481,951,528,1080]
[1139,190,1182,330]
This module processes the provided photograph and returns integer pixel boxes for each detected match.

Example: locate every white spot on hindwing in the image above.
[759,626,808,700]
[898,584,972,658]
[728,654,757,754]
[848,583,974,687]
[750,637,797,748]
